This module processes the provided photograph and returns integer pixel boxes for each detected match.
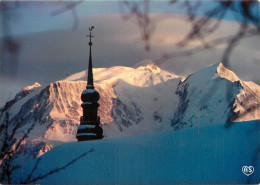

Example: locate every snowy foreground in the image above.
[18,120,259,184]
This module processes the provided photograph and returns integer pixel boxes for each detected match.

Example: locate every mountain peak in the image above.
[216,63,240,82]
[133,59,154,68]
[22,82,41,91]
[187,62,240,85]
[137,63,161,73]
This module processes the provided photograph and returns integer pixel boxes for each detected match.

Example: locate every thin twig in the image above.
[22,148,94,184]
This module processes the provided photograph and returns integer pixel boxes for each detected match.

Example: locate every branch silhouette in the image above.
[121,0,260,67]
[121,0,260,123]
[0,101,93,184]
[21,148,93,184]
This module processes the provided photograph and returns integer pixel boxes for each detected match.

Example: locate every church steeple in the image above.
[76,26,104,142]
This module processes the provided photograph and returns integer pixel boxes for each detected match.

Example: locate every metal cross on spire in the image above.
[87,26,94,46]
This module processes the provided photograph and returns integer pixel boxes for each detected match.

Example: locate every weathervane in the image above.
[87,26,94,46]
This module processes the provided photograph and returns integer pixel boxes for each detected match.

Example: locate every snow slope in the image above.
[16,120,260,184]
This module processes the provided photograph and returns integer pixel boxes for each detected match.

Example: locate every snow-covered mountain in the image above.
[1,62,260,158]
[172,63,260,130]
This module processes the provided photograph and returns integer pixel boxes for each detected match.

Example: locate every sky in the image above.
[0,0,259,106]
[1,0,258,37]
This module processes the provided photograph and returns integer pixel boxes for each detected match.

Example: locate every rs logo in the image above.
[242,166,254,176]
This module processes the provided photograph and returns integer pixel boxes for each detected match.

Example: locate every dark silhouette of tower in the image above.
[76,26,104,141]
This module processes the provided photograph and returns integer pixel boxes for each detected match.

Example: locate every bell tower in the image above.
[76,26,104,141]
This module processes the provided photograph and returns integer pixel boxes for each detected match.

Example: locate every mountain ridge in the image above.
[1,62,259,159]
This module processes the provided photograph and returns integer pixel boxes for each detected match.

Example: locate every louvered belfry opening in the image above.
[76,26,104,141]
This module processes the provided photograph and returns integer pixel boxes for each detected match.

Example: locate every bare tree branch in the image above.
[21,148,93,184]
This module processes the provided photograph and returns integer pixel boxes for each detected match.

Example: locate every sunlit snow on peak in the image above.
[63,64,182,87]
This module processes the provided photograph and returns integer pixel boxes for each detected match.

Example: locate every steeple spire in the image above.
[87,26,94,89]
[76,26,104,142]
